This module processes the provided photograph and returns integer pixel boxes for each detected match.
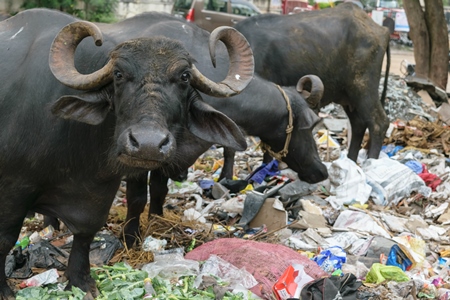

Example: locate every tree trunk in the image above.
[403,0,448,90]
[424,0,448,89]
[403,0,430,79]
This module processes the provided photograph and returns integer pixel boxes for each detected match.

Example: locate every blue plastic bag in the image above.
[246,159,279,184]
[386,244,412,271]
[312,246,347,274]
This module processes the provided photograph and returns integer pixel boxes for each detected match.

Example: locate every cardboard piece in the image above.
[273,264,314,300]
[249,198,287,232]
[417,90,436,108]
[438,102,450,124]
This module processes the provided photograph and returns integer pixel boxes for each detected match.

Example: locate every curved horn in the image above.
[49,21,114,90]
[190,26,254,97]
[296,75,324,108]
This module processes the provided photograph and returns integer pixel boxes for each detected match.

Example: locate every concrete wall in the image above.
[116,0,173,19]
[0,0,23,13]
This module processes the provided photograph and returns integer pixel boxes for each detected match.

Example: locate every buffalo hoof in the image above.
[64,275,99,299]
[82,291,96,300]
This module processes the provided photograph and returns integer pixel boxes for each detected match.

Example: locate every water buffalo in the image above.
[234,2,391,162]
[70,13,328,248]
[0,9,254,299]
[122,73,326,247]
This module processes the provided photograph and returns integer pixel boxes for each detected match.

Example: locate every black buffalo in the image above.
[0,9,254,299]
[234,2,391,162]
[122,73,326,247]
[74,13,329,248]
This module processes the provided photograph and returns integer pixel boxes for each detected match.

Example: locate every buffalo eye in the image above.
[180,71,190,83]
[114,70,123,80]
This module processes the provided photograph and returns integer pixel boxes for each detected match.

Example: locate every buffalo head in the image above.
[48,21,254,170]
[262,75,328,183]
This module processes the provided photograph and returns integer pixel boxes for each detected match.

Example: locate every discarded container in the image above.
[143,277,156,299]
[15,236,29,250]
[273,264,314,300]
[39,225,54,240]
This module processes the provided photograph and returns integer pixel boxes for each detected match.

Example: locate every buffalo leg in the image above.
[0,191,30,299]
[366,105,389,159]
[64,232,98,299]
[123,172,148,248]
[344,107,367,162]
[43,215,60,231]
[56,180,119,299]
[149,170,169,216]
[220,147,236,180]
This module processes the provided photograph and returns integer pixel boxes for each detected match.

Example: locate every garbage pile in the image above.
[8,74,450,300]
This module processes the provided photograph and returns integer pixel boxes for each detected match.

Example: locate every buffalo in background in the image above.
[0,9,254,299]
[234,2,391,162]
[0,13,9,21]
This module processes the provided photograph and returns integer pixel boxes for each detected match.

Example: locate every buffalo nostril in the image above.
[128,132,139,149]
[159,135,171,153]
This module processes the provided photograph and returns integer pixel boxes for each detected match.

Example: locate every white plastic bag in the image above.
[142,249,199,279]
[362,157,431,206]
[326,156,372,209]
[194,254,257,290]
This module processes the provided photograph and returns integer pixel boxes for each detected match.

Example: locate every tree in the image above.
[403,0,448,92]
[80,0,118,23]
[20,0,117,23]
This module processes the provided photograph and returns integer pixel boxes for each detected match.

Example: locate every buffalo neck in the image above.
[202,76,290,139]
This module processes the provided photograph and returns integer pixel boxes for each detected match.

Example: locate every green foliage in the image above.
[16,262,257,300]
[20,0,118,23]
[16,284,86,300]
[78,0,118,23]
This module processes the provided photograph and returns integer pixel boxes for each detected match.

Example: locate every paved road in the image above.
[383,47,415,77]
[384,46,450,92]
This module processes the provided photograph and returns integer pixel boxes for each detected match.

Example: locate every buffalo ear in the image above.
[188,99,247,151]
[51,93,110,125]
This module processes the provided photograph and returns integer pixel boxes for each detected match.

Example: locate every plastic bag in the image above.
[365,263,410,284]
[362,157,431,206]
[312,246,347,274]
[325,156,372,209]
[141,248,199,279]
[393,234,426,268]
[19,268,59,288]
[386,244,412,271]
[194,254,257,290]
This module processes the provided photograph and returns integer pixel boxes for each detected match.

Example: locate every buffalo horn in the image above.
[49,21,114,90]
[190,26,254,97]
[296,75,324,107]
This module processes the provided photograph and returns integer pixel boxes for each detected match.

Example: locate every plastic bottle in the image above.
[143,277,156,299]
[15,236,30,250]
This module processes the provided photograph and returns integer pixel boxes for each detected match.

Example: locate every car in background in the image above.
[172,0,261,32]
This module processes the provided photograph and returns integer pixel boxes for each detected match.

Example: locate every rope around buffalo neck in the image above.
[259,85,294,161]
